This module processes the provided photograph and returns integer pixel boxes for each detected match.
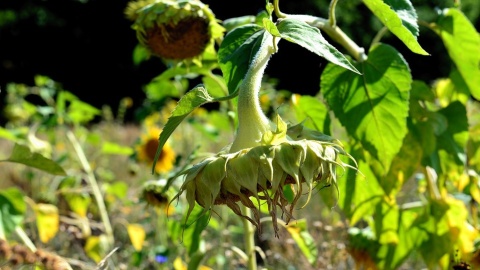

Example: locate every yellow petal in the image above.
[35,203,59,243]
[127,223,146,251]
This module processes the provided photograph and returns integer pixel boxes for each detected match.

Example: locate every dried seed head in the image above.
[0,239,12,261]
[172,116,358,236]
[125,0,224,62]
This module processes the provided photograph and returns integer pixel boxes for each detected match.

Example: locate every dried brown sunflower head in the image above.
[125,0,225,63]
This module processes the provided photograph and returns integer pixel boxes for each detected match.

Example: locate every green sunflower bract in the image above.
[173,114,356,235]
[167,30,357,236]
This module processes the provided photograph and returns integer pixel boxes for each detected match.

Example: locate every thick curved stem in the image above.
[230,34,278,152]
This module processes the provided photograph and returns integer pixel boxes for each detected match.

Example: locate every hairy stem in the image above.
[229,34,278,152]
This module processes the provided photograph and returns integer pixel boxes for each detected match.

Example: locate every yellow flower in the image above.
[136,126,176,174]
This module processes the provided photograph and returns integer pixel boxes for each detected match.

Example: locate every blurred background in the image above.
[1,0,479,124]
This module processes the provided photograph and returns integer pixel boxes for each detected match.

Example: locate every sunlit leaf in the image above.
[435,8,480,100]
[0,127,18,141]
[218,24,265,93]
[415,197,473,267]
[383,131,422,195]
[291,94,330,135]
[0,187,26,236]
[67,99,101,124]
[153,85,214,173]
[263,17,280,37]
[65,193,91,218]
[333,146,385,225]
[431,102,469,181]
[182,203,209,256]
[132,44,150,66]
[144,77,184,100]
[202,73,227,98]
[285,219,318,265]
[84,235,105,263]
[321,43,411,172]
[376,208,424,269]
[2,143,66,176]
[35,203,59,243]
[433,69,470,107]
[373,200,399,245]
[104,181,128,200]
[277,18,360,74]
[363,0,428,55]
[101,141,134,156]
[127,223,146,251]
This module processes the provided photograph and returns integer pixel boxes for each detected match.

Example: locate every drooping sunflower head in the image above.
[135,126,176,174]
[125,0,225,64]
[172,115,358,236]
[347,227,379,270]
[141,179,175,214]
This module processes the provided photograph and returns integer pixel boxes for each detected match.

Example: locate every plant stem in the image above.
[282,14,367,62]
[241,205,257,270]
[66,129,114,248]
[230,34,278,152]
[273,0,286,18]
[15,226,36,252]
[424,166,441,199]
[328,0,339,27]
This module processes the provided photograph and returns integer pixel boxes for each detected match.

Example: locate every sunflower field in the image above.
[1,0,480,269]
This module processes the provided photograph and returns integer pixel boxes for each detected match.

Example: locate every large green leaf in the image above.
[181,203,209,256]
[375,208,424,270]
[436,101,469,165]
[363,0,428,55]
[321,43,412,171]
[415,197,471,269]
[435,8,480,100]
[383,131,423,196]
[0,187,26,237]
[152,85,214,173]
[332,146,385,225]
[426,102,469,186]
[277,18,360,74]
[292,95,331,135]
[218,24,266,93]
[373,199,399,245]
[1,143,66,176]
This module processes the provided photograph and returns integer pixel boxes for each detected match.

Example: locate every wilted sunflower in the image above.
[141,179,175,215]
[172,114,356,235]
[136,126,176,174]
[125,0,225,64]
[164,32,358,235]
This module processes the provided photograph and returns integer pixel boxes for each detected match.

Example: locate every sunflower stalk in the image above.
[230,34,278,153]
[230,32,279,270]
